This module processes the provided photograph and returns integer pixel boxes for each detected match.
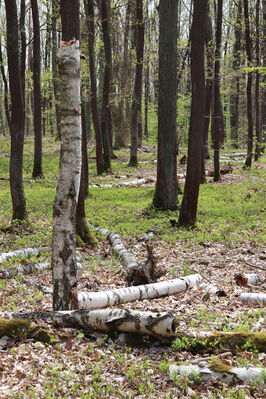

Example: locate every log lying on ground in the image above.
[78,274,203,309]
[198,283,226,298]
[240,293,266,304]
[0,318,55,344]
[89,224,164,285]
[0,262,81,279]
[12,309,177,339]
[169,362,265,384]
[109,232,164,285]
[0,247,50,263]
[235,273,265,286]
[173,331,266,352]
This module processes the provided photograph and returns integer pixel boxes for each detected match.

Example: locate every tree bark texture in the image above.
[240,293,266,304]
[230,0,242,148]
[129,0,144,166]
[254,0,261,161]
[12,309,177,339]
[60,0,80,41]
[31,0,43,178]
[19,0,26,102]
[153,0,177,210]
[243,0,253,168]
[213,0,223,182]
[178,0,207,226]
[4,0,27,221]
[84,0,104,174]
[78,274,203,309]
[52,39,81,311]
[100,0,112,171]
[262,0,266,151]
[0,247,44,263]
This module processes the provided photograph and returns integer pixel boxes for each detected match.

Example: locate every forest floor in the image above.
[0,137,265,398]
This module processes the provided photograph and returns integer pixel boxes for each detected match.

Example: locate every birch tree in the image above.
[52,0,82,311]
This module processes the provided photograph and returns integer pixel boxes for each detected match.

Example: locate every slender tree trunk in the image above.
[4,0,27,221]
[254,0,261,161]
[153,0,177,210]
[26,10,33,138]
[262,0,266,151]
[129,0,144,166]
[84,0,104,174]
[213,0,223,182]
[100,0,112,171]
[19,0,26,103]
[52,0,61,140]
[0,40,11,128]
[243,0,253,168]
[31,0,43,178]
[52,0,81,311]
[144,2,150,139]
[230,0,242,149]
[178,0,207,226]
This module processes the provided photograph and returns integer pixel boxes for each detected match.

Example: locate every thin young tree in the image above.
[152,0,178,210]
[254,0,261,161]
[129,0,144,166]
[31,0,43,178]
[243,0,253,168]
[4,0,27,221]
[51,0,61,140]
[84,0,104,174]
[52,0,81,311]
[178,0,208,226]
[213,0,223,182]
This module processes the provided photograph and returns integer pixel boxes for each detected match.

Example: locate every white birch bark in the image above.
[235,273,265,286]
[0,262,82,279]
[199,283,226,297]
[169,364,265,384]
[12,308,176,338]
[78,274,203,309]
[0,247,49,263]
[240,293,266,304]
[52,40,81,311]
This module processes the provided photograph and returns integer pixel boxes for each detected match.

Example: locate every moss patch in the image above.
[0,318,31,338]
[76,217,98,247]
[208,359,232,373]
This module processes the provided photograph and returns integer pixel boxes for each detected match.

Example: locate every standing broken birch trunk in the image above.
[52,0,81,311]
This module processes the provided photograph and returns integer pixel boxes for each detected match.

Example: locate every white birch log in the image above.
[52,39,82,310]
[199,283,226,297]
[12,309,177,338]
[169,364,265,384]
[235,273,265,286]
[0,247,49,263]
[0,262,81,279]
[78,274,203,309]
[240,293,266,304]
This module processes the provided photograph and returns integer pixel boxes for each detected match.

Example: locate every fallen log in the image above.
[199,283,226,298]
[0,262,82,279]
[169,362,264,384]
[12,309,177,339]
[0,318,55,344]
[235,273,264,286]
[240,293,266,304]
[0,247,49,263]
[78,274,203,309]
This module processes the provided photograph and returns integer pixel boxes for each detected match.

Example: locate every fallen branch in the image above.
[0,247,50,263]
[235,273,265,286]
[0,261,82,279]
[240,293,266,304]
[78,274,203,309]
[12,309,177,339]
[169,362,265,384]
[0,262,50,279]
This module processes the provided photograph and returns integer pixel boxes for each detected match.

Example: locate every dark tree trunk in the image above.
[0,40,10,128]
[153,0,178,210]
[213,0,223,182]
[100,0,112,171]
[52,0,61,140]
[26,10,33,138]
[230,0,242,149]
[19,0,26,103]
[243,0,253,168]
[60,0,80,41]
[178,0,207,226]
[4,0,27,221]
[129,0,144,166]
[254,0,261,161]
[31,0,43,178]
[262,0,266,151]
[84,0,104,174]
[77,106,88,220]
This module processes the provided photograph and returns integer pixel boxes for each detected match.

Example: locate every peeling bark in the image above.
[78,274,203,309]
[235,273,264,286]
[12,308,177,339]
